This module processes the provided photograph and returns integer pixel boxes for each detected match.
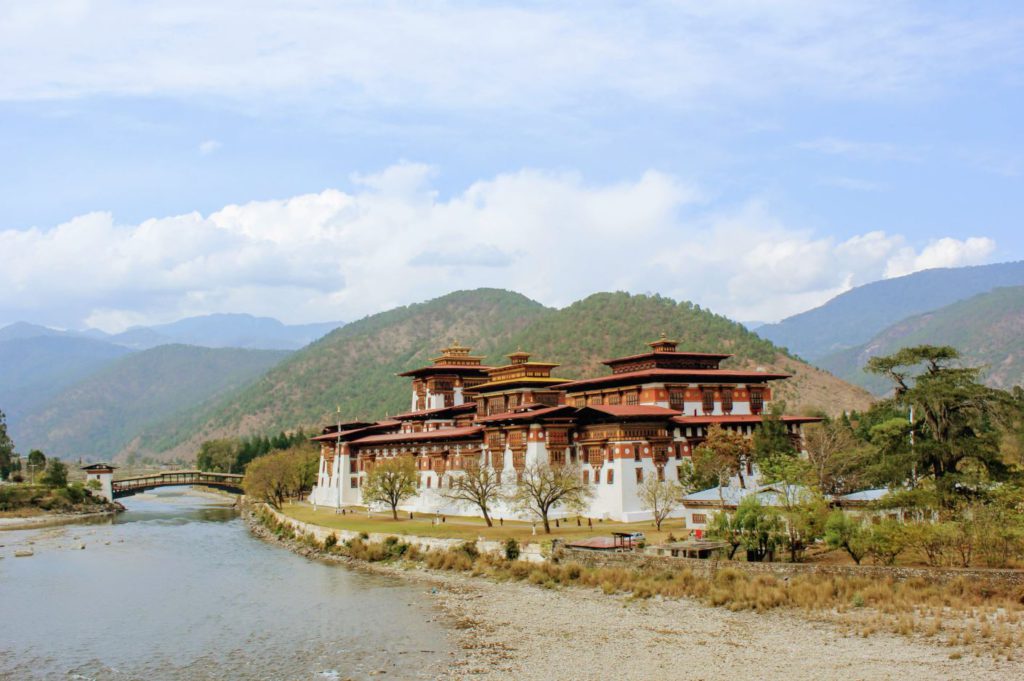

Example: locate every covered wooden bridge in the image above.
[111,470,245,499]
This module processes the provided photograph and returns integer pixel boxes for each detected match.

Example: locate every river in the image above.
[0,489,454,680]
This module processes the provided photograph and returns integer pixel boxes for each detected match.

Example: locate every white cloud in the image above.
[0,164,998,330]
[198,139,221,155]
[884,237,996,278]
[799,137,921,162]
[0,2,1019,110]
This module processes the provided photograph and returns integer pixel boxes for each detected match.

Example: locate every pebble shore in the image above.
[245,510,1024,681]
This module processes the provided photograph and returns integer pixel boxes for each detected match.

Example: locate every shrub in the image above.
[324,533,338,550]
[504,538,521,561]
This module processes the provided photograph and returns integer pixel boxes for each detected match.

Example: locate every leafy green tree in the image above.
[362,457,419,520]
[197,439,240,473]
[824,510,868,564]
[867,345,1011,505]
[27,449,46,468]
[0,410,16,481]
[865,519,909,565]
[734,496,783,562]
[41,458,68,488]
[752,403,797,465]
[707,511,743,559]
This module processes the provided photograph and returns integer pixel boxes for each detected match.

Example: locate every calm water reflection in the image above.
[0,489,452,680]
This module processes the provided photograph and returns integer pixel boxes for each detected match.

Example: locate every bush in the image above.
[324,533,338,550]
[504,538,521,561]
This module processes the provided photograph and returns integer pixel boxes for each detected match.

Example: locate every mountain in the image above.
[12,344,290,462]
[0,335,132,427]
[817,286,1024,395]
[128,289,874,463]
[0,322,72,342]
[756,261,1024,360]
[101,313,343,350]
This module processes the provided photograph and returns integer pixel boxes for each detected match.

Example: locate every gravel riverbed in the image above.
[246,510,1024,681]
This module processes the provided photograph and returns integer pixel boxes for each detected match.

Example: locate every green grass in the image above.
[282,502,686,544]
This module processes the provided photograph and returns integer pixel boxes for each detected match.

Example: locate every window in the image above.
[350,476,358,488]
[350,458,358,473]
[633,447,641,462]
[583,469,590,485]
[673,442,683,460]
[669,388,685,410]
[607,469,614,484]
[574,397,586,408]
[426,476,432,489]
[721,388,734,414]
[507,393,520,408]
[607,393,621,405]
[657,466,665,482]
[692,513,707,524]
[702,388,715,414]
[635,468,643,484]
[588,394,604,406]
[626,392,639,406]
[750,388,764,414]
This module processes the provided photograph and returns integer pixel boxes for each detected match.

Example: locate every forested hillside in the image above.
[0,336,131,427]
[818,286,1024,395]
[130,289,873,463]
[14,344,289,462]
[757,261,1024,360]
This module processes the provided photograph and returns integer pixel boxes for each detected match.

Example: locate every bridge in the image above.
[110,470,245,499]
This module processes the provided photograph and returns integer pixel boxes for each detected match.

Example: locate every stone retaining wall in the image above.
[561,548,1024,586]
[263,505,545,562]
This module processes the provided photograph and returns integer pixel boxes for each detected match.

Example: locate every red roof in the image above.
[310,420,401,442]
[577,404,682,419]
[602,350,733,365]
[671,414,822,426]
[393,403,477,420]
[350,426,483,446]
[396,364,492,377]
[555,368,790,391]
[475,405,576,423]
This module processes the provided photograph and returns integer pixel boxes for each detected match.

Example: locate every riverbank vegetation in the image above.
[241,444,318,508]
[253,506,1024,659]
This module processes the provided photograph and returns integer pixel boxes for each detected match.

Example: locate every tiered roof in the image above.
[397,342,492,378]
[471,350,570,393]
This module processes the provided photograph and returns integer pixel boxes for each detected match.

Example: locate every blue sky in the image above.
[1,1,1022,331]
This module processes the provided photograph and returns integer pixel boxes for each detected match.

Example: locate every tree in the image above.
[693,424,753,489]
[442,460,503,526]
[824,510,868,564]
[867,345,1011,505]
[707,511,743,559]
[510,463,592,534]
[242,445,319,509]
[40,458,68,488]
[637,477,680,531]
[362,457,418,520]
[752,403,797,465]
[25,449,46,483]
[803,419,870,496]
[197,439,240,473]
[734,495,783,562]
[0,410,15,481]
[865,519,908,565]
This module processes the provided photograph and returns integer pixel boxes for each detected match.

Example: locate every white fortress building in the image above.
[309,337,818,522]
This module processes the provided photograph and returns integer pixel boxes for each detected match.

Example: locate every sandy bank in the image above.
[0,509,119,531]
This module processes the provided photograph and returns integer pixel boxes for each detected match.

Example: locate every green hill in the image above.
[756,261,1024,360]
[130,289,873,462]
[0,336,131,427]
[817,286,1024,395]
[13,344,289,462]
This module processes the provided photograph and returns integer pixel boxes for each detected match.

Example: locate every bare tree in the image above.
[442,461,503,526]
[509,463,592,534]
[362,457,418,519]
[638,477,680,531]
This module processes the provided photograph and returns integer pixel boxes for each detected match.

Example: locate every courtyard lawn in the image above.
[281,502,688,545]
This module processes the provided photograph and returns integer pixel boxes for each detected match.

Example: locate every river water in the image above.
[0,490,454,680]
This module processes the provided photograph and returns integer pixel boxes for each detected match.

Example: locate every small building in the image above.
[645,539,730,559]
[81,463,117,501]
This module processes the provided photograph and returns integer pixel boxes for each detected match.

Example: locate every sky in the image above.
[1,1,1022,332]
